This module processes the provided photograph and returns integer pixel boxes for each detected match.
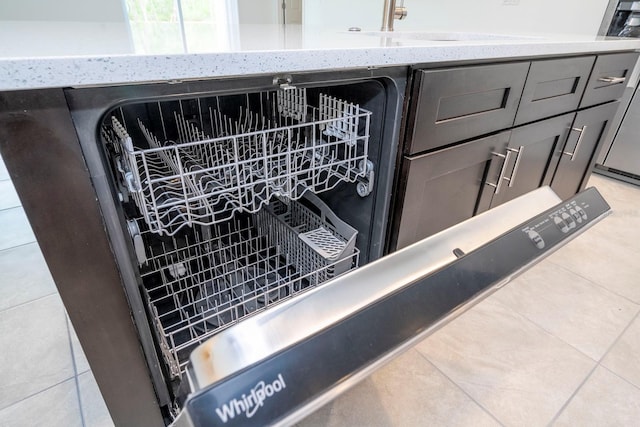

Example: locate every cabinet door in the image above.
[406,62,529,154]
[514,56,595,126]
[580,52,640,108]
[489,113,575,208]
[393,131,511,250]
[552,101,620,200]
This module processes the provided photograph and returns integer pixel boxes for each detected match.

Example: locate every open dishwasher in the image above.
[56,69,407,425]
[101,86,374,379]
[0,67,612,426]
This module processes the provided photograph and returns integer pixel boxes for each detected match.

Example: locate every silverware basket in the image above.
[139,193,359,376]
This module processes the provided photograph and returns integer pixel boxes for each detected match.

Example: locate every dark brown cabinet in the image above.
[580,52,639,108]
[406,62,529,154]
[551,101,620,200]
[487,113,574,209]
[394,114,575,249]
[392,52,636,250]
[393,132,511,249]
[514,56,594,126]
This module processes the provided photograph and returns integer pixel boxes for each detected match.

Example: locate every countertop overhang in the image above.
[2,23,640,91]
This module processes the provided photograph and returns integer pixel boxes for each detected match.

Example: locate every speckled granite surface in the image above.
[1,23,640,91]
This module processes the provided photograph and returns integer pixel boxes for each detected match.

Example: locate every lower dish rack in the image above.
[139,193,358,377]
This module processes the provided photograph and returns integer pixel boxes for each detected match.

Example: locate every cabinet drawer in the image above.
[393,131,511,249]
[580,52,640,108]
[407,62,529,155]
[514,56,595,126]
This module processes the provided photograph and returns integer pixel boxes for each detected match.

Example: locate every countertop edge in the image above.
[3,39,640,91]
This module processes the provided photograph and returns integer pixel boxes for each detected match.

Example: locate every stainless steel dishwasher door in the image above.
[171,186,611,427]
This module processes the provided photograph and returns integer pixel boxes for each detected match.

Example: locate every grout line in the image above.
[0,240,39,255]
[414,349,506,427]
[417,295,603,426]
[491,273,640,360]
[547,259,640,307]
[0,229,38,252]
[546,362,599,426]
[548,308,640,425]
[0,204,23,213]
[0,377,76,413]
[597,308,640,365]
[488,294,604,363]
[0,291,59,315]
[600,364,640,392]
[0,239,37,253]
[66,315,87,427]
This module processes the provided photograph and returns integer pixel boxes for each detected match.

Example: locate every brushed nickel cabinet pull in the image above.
[598,76,626,84]
[486,150,512,195]
[564,126,587,161]
[505,146,524,188]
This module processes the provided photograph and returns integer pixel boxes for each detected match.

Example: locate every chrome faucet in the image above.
[381,0,407,32]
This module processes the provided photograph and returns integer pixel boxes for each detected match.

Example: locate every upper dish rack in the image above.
[102,89,372,236]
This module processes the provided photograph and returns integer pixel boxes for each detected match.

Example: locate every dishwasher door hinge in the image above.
[357,160,375,197]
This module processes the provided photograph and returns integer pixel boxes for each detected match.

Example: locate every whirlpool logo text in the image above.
[215,374,287,423]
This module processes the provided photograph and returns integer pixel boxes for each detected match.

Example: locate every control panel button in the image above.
[569,208,582,224]
[561,212,576,230]
[553,215,570,233]
[526,229,545,249]
[575,205,587,221]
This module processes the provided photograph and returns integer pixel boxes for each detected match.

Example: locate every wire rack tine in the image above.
[106,88,371,237]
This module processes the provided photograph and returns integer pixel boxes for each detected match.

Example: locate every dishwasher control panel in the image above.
[522,188,609,251]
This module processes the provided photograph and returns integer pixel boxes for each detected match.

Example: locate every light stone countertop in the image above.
[2,23,640,91]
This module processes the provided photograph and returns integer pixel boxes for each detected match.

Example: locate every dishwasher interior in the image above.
[88,76,400,419]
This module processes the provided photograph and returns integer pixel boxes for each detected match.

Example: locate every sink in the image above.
[353,31,542,42]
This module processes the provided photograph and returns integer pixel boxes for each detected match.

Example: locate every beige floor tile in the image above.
[0,378,82,427]
[0,294,75,410]
[0,155,8,181]
[0,207,36,251]
[584,174,640,253]
[580,208,640,246]
[299,349,499,427]
[546,224,640,304]
[493,262,639,360]
[553,366,640,426]
[588,174,640,210]
[78,371,114,427]
[415,297,595,427]
[0,179,20,210]
[0,243,56,312]
[602,314,640,389]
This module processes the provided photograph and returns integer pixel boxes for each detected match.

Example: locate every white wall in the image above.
[0,0,126,22]
[237,0,279,24]
[303,0,380,28]
[303,0,611,36]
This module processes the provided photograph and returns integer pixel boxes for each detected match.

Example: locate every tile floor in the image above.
[301,173,640,426]
[1,147,640,426]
